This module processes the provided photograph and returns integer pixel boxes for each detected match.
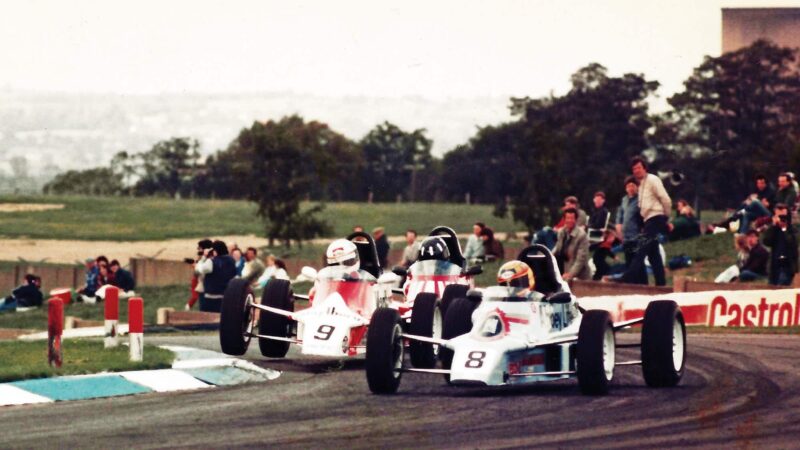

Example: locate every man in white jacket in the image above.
[630,156,672,286]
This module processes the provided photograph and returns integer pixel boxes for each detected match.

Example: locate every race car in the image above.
[219,231,400,359]
[365,244,687,395]
[390,226,482,368]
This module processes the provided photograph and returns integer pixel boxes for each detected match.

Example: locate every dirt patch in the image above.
[0,203,65,213]
[0,235,272,265]
[0,329,36,340]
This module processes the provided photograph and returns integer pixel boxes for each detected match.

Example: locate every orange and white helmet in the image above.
[326,239,359,271]
[497,260,535,296]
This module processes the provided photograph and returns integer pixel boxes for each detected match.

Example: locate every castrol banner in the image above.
[582,289,800,327]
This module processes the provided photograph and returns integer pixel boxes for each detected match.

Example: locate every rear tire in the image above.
[219,278,254,356]
[439,297,478,382]
[258,279,294,358]
[409,293,441,368]
[366,308,404,394]
[439,284,469,319]
[642,300,686,387]
[577,310,615,395]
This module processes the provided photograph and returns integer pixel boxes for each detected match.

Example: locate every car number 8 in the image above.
[465,351,486,368]
[315,325,335,341]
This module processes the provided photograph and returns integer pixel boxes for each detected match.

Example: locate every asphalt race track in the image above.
[3,333,800,449]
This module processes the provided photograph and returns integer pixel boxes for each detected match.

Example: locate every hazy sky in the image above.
[4,0,799,102]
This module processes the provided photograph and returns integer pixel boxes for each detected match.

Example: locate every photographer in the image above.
[762,203,798,286]
[194,240,237,312]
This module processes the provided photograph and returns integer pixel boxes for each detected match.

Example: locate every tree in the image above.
[359,122,433,202]
[226,116,359,246]
[664,40,800,208]
[134,138,201,198]
[43,167,124,196]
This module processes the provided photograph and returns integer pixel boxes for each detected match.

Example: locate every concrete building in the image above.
[722,8,800,53]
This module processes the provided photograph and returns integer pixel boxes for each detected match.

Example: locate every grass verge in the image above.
[0,339,174,382]
[0,195,520,241]
[0,285,188,330]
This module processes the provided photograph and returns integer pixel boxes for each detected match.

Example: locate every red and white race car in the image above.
[390,226,483,368]
[218,231,400,359]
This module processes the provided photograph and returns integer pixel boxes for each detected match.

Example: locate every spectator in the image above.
[0,274,43,312]
[616,176,643,268]
[534,197,588,250]
[754,174,775,210]
[669,199,701,241]
[630,156,671,286]
[241,247,266,285]
[480,227,504,261]
[109,259,136,293]
[194,240,237,312]
[463,222,486,262]
[556,196,588,230]
[591,228,618,281]
[739,230,769,282]
[77,257,99,301]
[273,259,290,280]
[231,247,245,277]
[186,239,213,310]
[400,229,421,268]
[714,234,749,283]
[554,208,591,281]
[256,254,290,287]
[762,203,798,286]
[373,227,390,268]
[711,193,771,234]
[352,225,364,233]
[588,191,611,235]
[775,173,797,211]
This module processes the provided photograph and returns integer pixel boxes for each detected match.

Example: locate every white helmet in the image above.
[326,239,359,271]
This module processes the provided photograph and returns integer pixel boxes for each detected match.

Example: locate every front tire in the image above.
[642,300,686,387]
[577,310,615,395]
[439,297,478,382]
[219,278,254,356]
[409,293,441,368]
[439,284,469,319]
[366,308,404,394]
[258,279,294,358]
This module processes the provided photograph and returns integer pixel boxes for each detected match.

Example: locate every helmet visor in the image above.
[329,256,359,268]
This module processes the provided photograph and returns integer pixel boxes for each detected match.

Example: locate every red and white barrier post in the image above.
[48,298,63,368]
[129,297,144,362]
[104,286,119,348]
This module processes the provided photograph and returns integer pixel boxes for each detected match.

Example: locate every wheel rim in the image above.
[603,326,615,380]
[243,293,255,335]
[672,317,685,371]
[432,306,443,357]
[392,323,403,379]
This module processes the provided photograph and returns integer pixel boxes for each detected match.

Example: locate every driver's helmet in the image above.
[497,260,535,297]
[418,236,450,261]
[326,239,360,271]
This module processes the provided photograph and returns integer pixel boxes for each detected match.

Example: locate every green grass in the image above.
[0,195,520,241]
[0,339,174,382]
[687,325,800,335]
[664,232,737,281]
[0,285,188,330]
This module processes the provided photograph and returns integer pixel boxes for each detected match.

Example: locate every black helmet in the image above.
[418,236,450,261]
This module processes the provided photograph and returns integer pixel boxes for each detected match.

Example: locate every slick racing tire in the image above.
[409,293,442,368]
[366,308,404,394]
[439,297,478,383]
[258,279,294,358]
[641,300,686,387]
[577,310,615,395]
[439,284,469,319]
[219,278,255,356]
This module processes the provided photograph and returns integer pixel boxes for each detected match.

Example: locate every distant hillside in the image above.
[0,89,510,192]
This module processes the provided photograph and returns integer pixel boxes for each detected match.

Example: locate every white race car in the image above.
[365,244,687,395]
[219,231,400,359]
